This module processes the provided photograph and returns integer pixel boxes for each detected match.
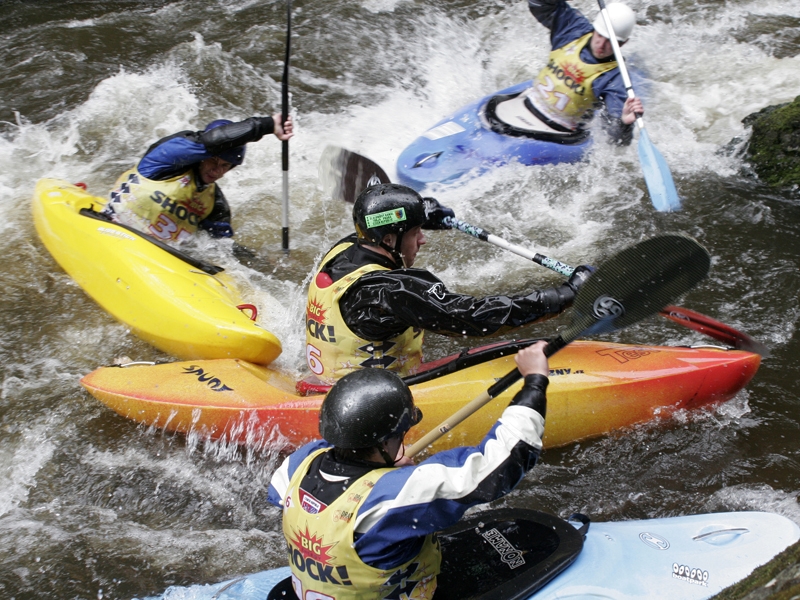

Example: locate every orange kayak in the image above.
[80,340,760,453]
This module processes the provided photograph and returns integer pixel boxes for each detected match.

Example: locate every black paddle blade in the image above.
[560,234,711,347]
[318,145,390,203]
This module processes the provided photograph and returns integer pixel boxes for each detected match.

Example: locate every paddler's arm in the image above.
[137,116,291,180]
[340,267,592,339]
[529,0,593,48]
[595,73,643,146]
[528,0,564,30]
[351,343,550,569]
[198,114,292,151]
[267,440,332,508]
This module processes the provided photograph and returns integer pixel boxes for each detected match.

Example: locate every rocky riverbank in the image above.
[742,96,800,189]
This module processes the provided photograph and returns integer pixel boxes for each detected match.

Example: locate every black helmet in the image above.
[353,184,426,263]
[319,368,422,449]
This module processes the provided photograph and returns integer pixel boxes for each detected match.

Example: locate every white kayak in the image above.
[139,509,799,600]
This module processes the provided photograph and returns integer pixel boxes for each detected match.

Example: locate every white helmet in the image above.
[592,3,636,42]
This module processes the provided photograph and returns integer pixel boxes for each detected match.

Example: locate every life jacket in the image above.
[108,168,216,242]
[526,32,618,131]
[282,448,441,600]
[305,242,424,384]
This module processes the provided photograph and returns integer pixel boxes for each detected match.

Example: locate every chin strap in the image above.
[377,446,397,467]
[379,233,407,268]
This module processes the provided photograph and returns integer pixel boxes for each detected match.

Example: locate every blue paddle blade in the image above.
[637,128,681,212]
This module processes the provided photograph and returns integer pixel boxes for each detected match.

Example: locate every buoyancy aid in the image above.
[282,449,441,600]
[108,168,217,242]
[526,32,618,131]
[305,242,424,384]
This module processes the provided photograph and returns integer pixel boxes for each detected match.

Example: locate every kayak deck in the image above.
[80,341,760,453]
[396,80,590,189]
[32,178,282,365]
[139,510,799,600]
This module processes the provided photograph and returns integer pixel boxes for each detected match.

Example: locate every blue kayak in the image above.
[396,80,591,189]
[396,72,649,190]
[141,509,799,600]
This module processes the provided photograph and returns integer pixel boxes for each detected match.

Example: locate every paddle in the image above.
[318,146,767,355]
[319,144,389,205]
[596,0,680,212]
[444,216,769,356]
[280,0,291,252]
[406,233,711,456]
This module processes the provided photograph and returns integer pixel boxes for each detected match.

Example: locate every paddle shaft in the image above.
[442,216,575,277]
[596,0,680,212]
[442,215,764,353]
[407,337,566,457]
[280,0,291,252]
[596,0,643,129]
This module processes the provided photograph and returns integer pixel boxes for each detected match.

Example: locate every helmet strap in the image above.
[378,446,396,467]
[379,233,406,267]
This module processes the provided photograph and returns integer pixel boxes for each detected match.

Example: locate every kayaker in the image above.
[495,0,643,145]
[303,183,592,384]
[102,115,293,242]
[268,341,550,599]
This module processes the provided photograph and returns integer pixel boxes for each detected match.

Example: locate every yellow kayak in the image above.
[32,178,282,365]
[80,340,760,453]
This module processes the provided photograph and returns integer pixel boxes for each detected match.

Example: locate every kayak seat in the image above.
[266,576,297,600]
[483,93,590,145]
[435,508,586,600]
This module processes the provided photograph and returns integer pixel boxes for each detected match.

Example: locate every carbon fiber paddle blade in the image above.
[564,234,710,342]
[318,145,390,203]
[638,128,681,212]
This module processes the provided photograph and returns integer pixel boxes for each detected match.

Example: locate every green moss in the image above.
[745,95,800,188]
[712,539,800,599]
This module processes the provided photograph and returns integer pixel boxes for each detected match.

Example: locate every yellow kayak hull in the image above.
[32,179,281,365]
[80,341,760,452]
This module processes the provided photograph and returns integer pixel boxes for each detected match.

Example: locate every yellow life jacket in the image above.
[108,167,217,242]
[282,448,441,600]
[527,32,618,131]
[305,242,424,385]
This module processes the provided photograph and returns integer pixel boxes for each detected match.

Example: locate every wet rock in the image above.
[712,538,800,599]
[743,96,800,188]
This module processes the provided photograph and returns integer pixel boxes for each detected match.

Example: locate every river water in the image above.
[2,0,800,598]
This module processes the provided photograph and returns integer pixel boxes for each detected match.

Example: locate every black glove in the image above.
[200,220,234,238]
[422,197,456,230]
[565,265,595,294]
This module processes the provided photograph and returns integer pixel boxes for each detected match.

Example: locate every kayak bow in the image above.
[32,179,282,365]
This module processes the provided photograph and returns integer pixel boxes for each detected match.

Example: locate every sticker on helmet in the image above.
[365,207,406,229]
